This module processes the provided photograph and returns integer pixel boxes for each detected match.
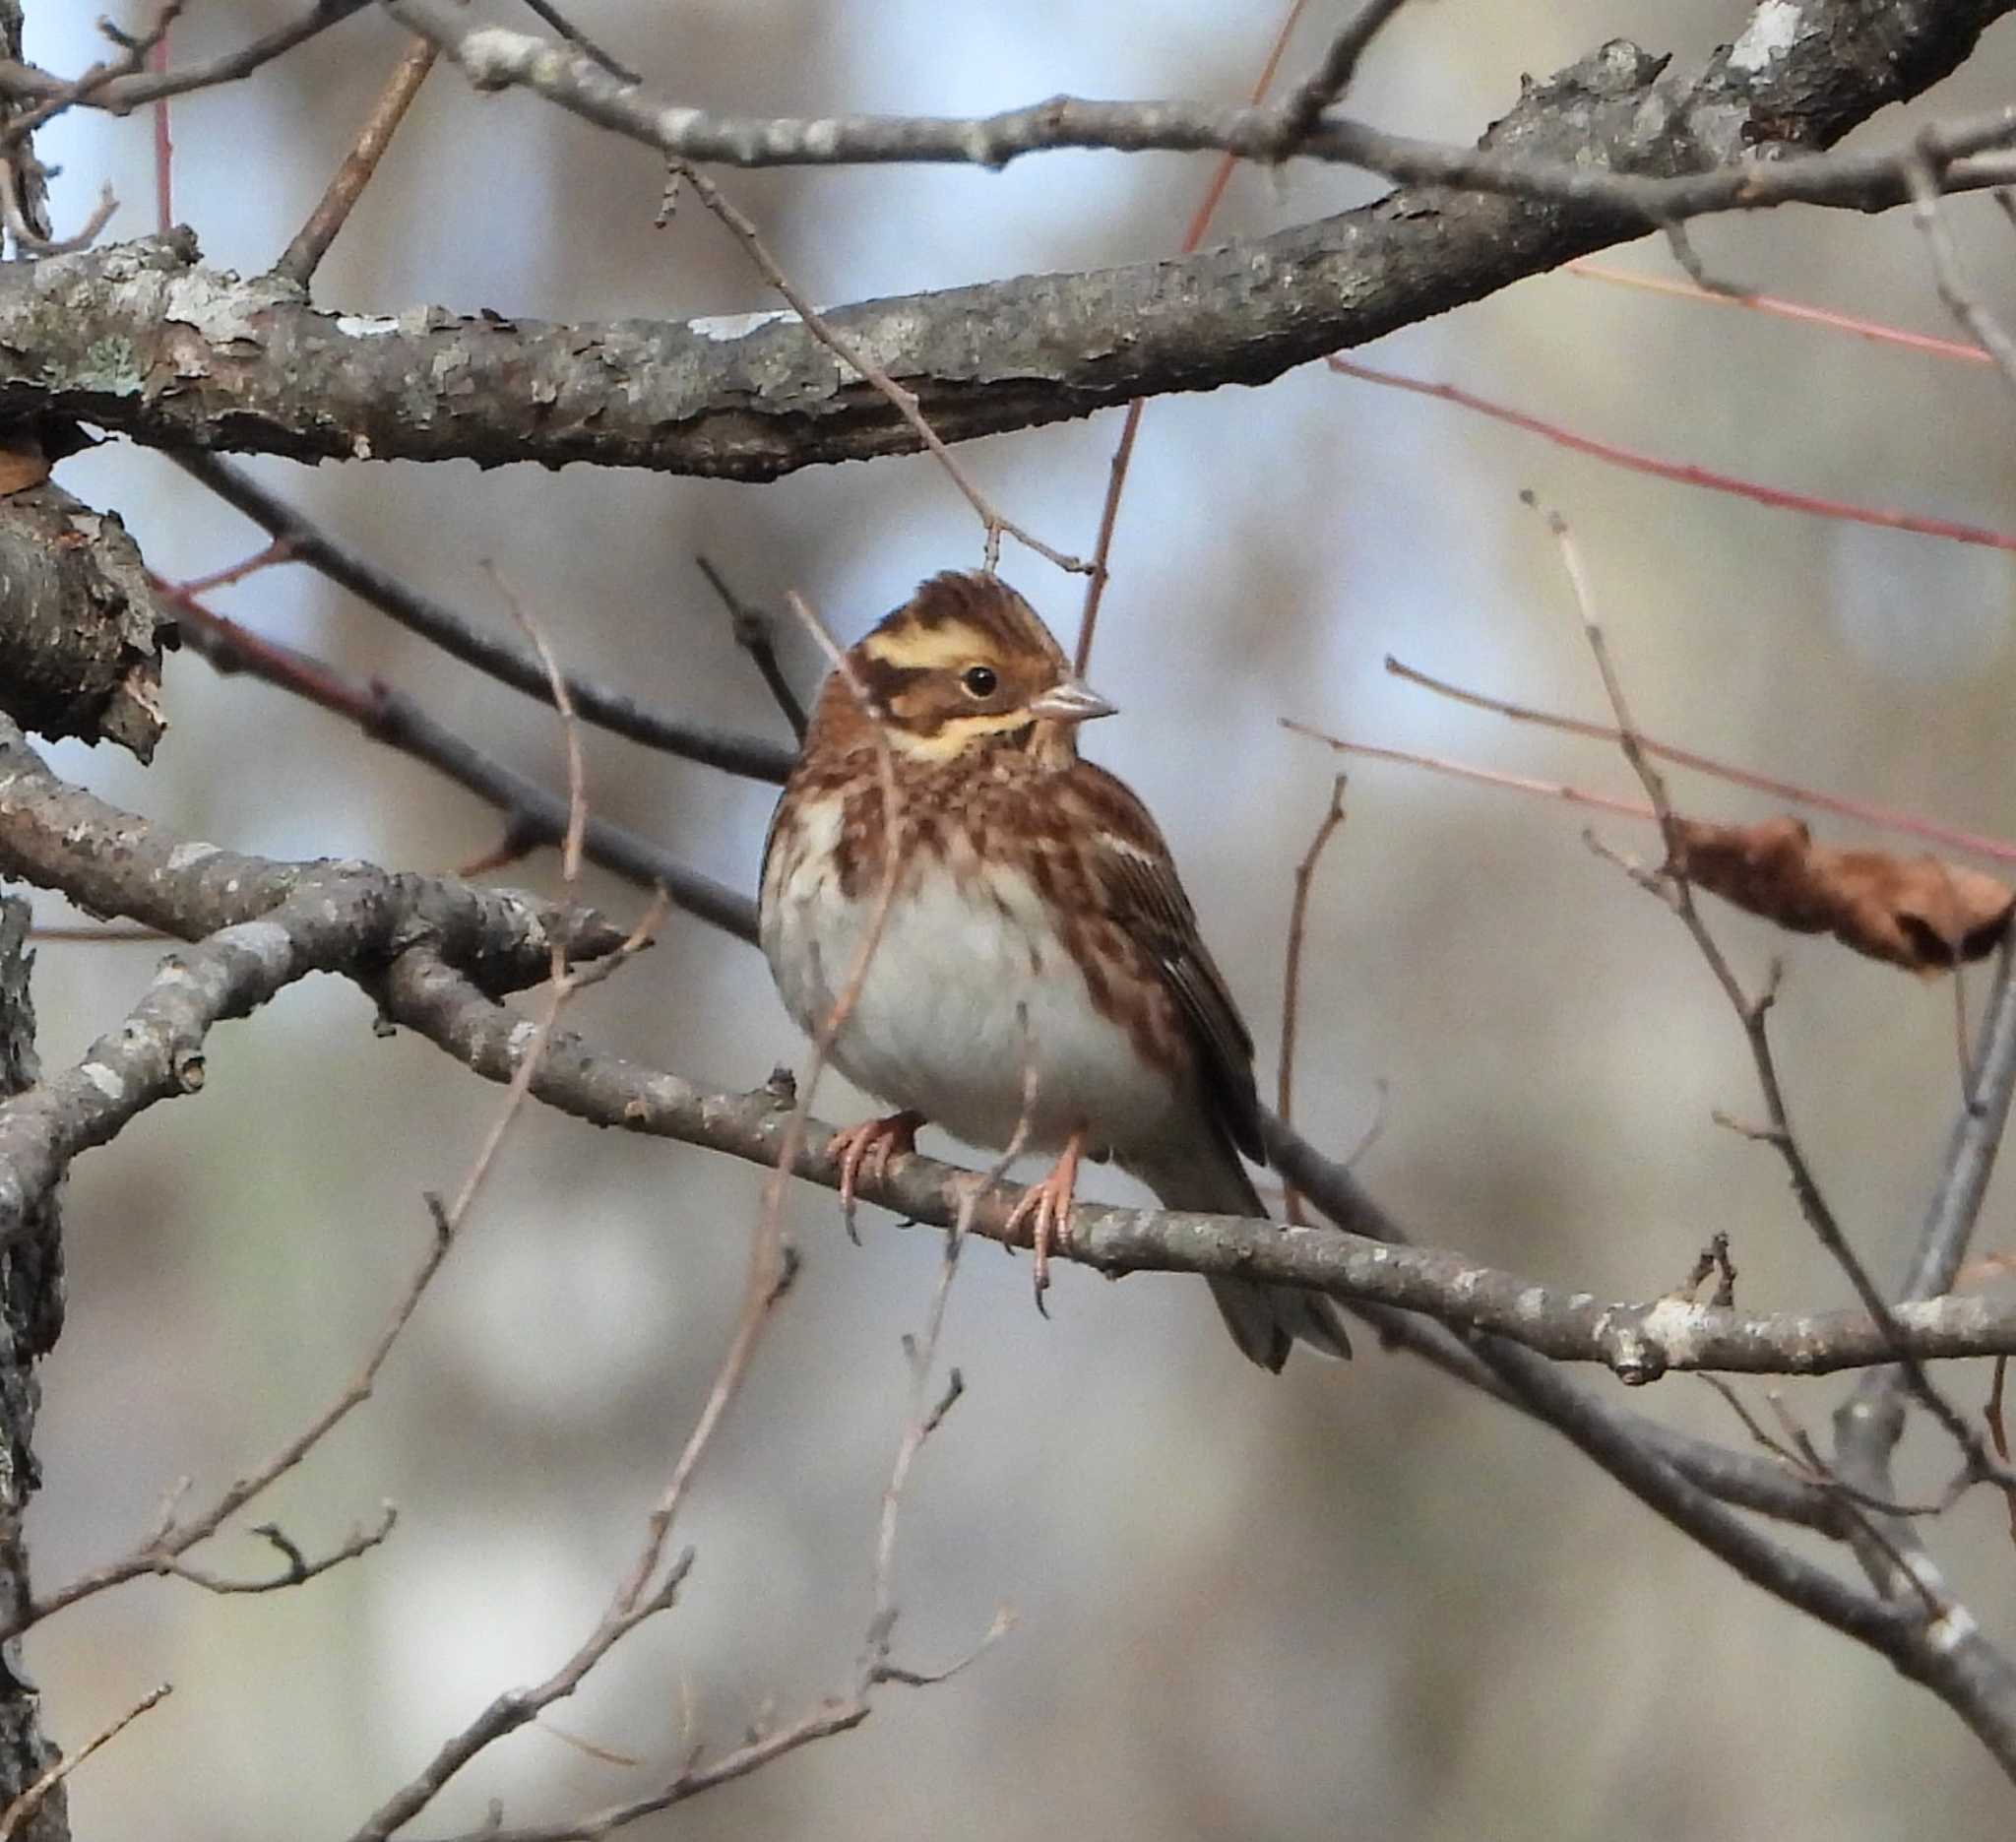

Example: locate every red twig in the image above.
[1073,0,1314,673]
[1327,355,2016,557]
[1566,262,1992,367]
[1383,656,2016,867]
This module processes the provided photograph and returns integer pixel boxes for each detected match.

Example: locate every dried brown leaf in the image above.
[1668,815,2012,974]
[0,438,49,497]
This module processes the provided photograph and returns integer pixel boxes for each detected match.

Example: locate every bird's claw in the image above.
[1001,1130,1085,1316]
[830,1112,923,1243]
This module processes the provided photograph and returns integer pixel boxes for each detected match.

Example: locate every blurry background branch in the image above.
[397,0,2012,209]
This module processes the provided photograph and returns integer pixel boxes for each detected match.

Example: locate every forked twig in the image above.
[1381,654,2016,867]
[696,553,807,740]
[864,1091,1029,1691]
[1535,493,2016,1507]
[1904,146,2016,405]
[1700,1378,1948,1610]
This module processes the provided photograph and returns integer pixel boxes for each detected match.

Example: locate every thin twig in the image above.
[0,1682,171,1841]
[864,1074,1032,1691]
[0,0,184,145]
[171,452,794,784]
[1074,0,1312,672]
[1905,146,2016,405]
[0,159,114,254]
[676,162,1086,578]
[1280,717,1656,824]
[1566,261,1993,367]
[485,563,587,884]
[515,0,638,83]
[275,35,438,288]
[695,554,807,740]
[1270,0,1415,152]
[1277,774,1348,1227]
[1383,655,2016,867]
[1538,494,2016,1503]
[1329,354,2016,558]
[1701,1378,1949,1525]
[163,581,757,939]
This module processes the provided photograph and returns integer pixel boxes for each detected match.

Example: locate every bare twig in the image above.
[1278,774,1349,1227]
[0,0,184,144]
[1702,1377,1949,1524]
[515,0,638,84]
[1382,654,2016,867]
[0,159,114,255]
[163,582,757,940]
[171,452,794,784]
[389,4,2016,224]
[695,554,807,740]
[1905,146,2016,405]
[865,1080,1033,1690]
[166,1507,398,1593]
[1835,925,2016,1585]
[0,1682,170,1841]
[677,162,1086,578]
[1566,260,1993,367]
[275,35,439,288]
[1329,355,2016,559]
[0,0,375,115]
[1991,1358,2016,1545]
[1074,0,1312,671]
[1538,495,2016,1505]
[1270,0,1415,152]
[1281,717,1656,824]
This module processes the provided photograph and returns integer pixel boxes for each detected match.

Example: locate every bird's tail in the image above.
[1131,1135,1352,1372]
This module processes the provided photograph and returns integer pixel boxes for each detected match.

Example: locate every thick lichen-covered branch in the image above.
[1,0,2009,479]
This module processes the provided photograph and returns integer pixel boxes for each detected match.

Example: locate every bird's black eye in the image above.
[960,665,998,699]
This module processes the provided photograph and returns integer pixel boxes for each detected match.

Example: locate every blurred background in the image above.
[17,0,2016,1835]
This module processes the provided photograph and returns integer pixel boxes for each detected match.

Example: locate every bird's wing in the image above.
[1069,763,1265,1164]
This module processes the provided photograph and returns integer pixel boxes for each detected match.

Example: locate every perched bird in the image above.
[759,571,1350,1370]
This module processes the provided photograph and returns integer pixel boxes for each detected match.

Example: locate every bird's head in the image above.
[820,571,1116,764]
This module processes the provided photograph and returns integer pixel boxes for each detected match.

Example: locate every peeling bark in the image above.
[0,472,170,762]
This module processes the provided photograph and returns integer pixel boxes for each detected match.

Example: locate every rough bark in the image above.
[0,471,169,761]
[0,900,63,1842]
[0,2,2005,480]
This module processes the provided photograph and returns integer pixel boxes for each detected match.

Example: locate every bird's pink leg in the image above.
[829,1111,923,1241]
[1002,1127,1086,1316]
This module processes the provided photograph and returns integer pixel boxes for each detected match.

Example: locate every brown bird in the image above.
[759,571,1349,1369]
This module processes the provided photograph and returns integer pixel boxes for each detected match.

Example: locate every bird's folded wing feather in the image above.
[1071,763,1266,1165]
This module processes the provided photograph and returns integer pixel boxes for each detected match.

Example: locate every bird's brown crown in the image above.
[815,572,1108,764]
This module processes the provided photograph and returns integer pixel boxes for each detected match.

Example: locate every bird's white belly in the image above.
[764,842,1173,1158]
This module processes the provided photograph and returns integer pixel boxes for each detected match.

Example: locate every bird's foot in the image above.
[1002,1129,1085,1317]
[830,1111,923,1242]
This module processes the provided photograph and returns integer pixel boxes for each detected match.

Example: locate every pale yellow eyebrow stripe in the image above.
[862,623,992,671]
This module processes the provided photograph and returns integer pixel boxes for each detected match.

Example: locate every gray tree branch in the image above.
[0,0,2006,478]
[0,717,2011,1381]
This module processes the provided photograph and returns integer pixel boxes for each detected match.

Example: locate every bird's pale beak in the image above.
[1026,677,1117,724]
